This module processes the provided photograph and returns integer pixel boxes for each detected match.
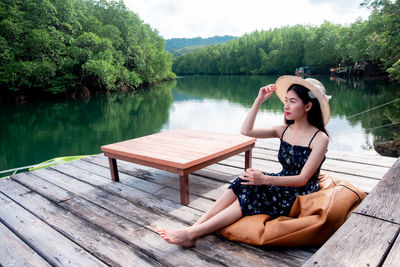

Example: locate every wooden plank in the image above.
[78,155,228,201]
[244,148,390,179]
[324,150,396,168]
[47,163,315,266]
[155,186,214,212]
[383,230,400,267]
[76,156,224,211]
[0,221,51,267]
[17,165,308,266]
[219,155,379,193]
[255,139,397,168]
[303,214,399,267]
[0,181,106,267]
[77,156,167,194]
[356,159,400,224]
[224,148,387,184]
[0,178,160,267]
[75,156,222,212]
[74,155,396,266]
[4,175,214,267]
[43,164,202,224]
[193,153,376,194]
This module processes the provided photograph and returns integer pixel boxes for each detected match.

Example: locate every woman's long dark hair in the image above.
[284,84,329,136]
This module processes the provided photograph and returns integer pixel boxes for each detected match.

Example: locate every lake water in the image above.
[1,75,399,171]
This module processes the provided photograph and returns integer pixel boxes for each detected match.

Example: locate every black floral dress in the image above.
[229,126,324,218]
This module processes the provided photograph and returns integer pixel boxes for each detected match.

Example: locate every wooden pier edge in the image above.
[303,158,400,267]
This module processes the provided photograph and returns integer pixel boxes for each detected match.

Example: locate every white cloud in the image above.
[124,0,370,39]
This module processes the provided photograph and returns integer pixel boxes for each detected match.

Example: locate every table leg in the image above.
[245,149,252,170]
[179,174,189,205]
[108,157,120,182]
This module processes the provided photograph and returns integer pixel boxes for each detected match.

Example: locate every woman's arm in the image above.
[241,84,281,138]
[241,132,329,187]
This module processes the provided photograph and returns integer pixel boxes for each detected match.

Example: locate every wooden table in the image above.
[101,129,256,205]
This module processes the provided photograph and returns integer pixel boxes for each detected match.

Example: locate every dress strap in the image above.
[308,130,321,148]
[280,125,290,140]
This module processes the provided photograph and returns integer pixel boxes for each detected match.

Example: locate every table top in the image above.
[101,129,256,169]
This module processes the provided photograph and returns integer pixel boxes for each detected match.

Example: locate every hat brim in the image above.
[275,75,330,125]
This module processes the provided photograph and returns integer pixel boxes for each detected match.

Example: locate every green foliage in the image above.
[171,45,208,57]
[387,59,400,80]
[0,0,175,96]
[173,1,400,82]
[361,0,400,78]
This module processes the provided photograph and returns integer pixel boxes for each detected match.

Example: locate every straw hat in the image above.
[275,75,331,125]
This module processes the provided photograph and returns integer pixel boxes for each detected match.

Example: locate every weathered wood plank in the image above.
[60,161,316,266]
[74,157,166,194]
[303,214,399,267]
[0,181,106,267]
[45,164,202,224]
[0,177,161,267]
[0,221,51,267]
[47,162,314,266]
[356,159,400,224]
[7,173,220,267]
[77,156,226,198]
[80,155,227,203]
[233,149,389,179]
[219,155,379,193]
[20,165,308,266]
[383,230,400,267]
[255,139,397,168]
[324,150,396,168]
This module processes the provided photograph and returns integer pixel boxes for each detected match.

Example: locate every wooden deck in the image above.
[304,157,400,266]
[0,139,397,266]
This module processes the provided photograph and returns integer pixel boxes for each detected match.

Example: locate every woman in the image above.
[157,75,331,247]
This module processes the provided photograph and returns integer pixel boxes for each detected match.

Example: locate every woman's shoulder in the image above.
[274,124,289,139]
[311,130,329,149]
[316,129,329,140]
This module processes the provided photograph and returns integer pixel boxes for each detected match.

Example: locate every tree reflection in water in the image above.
[172,75,400,156]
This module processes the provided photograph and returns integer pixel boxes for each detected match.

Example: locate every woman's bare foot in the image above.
[157,227,196,247]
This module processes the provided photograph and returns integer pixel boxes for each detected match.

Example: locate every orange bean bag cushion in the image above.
[218,173,366,246]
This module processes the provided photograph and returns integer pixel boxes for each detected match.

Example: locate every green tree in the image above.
[0,0,175,99]
[361,0,400,79]
[172,1,400,82]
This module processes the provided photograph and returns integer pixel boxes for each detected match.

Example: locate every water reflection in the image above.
[1,75,398,171]
[166,75,399,155]
[0,81,176,170]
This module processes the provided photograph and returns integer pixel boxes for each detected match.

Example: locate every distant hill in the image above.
[166,35,237,57]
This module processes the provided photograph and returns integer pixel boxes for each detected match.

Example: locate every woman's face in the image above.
[284,89,309,121]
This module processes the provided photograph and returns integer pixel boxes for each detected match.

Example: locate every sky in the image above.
[124,0,371,39]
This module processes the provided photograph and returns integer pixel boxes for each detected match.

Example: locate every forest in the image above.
[165,36,237,57]
[1,0,399,102]
[173,0,400,82]
[0,0,175,99]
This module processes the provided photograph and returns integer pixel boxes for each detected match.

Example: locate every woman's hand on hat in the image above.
[240,168,266,186]
[257,84,276,103]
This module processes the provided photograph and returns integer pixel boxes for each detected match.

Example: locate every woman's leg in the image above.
[194,188,237,225]
[158,199,242,247]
